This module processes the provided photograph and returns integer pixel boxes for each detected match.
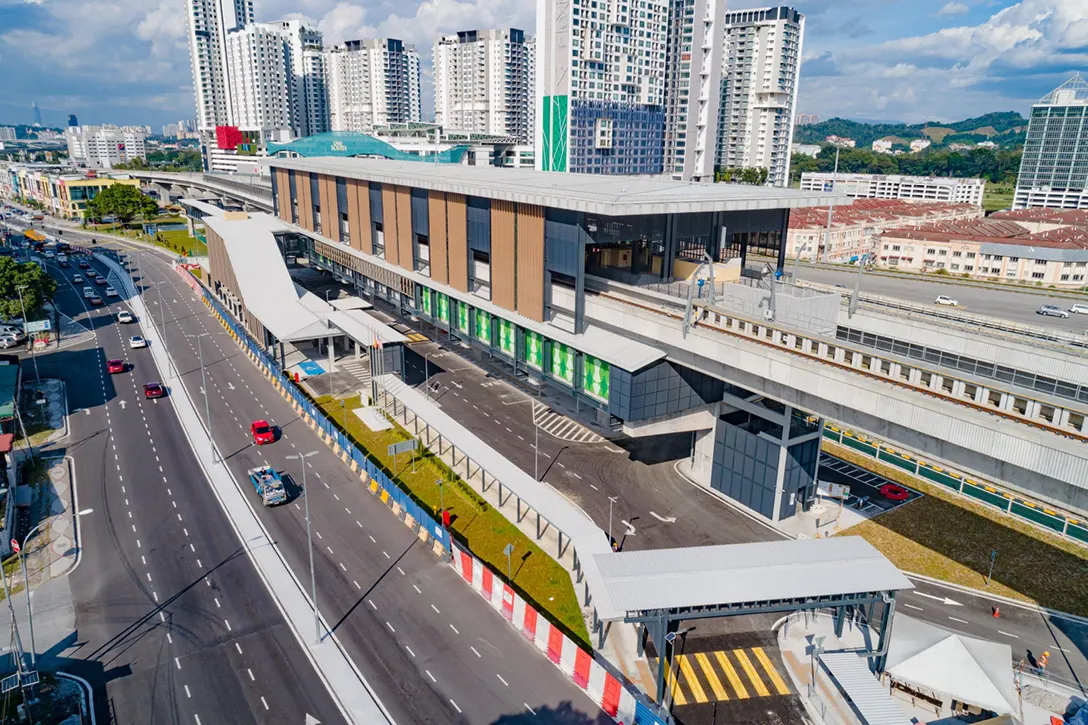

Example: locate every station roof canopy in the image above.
[590,537,913,621]
[265,157,851,216]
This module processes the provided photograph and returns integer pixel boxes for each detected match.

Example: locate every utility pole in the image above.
[288,451,320,643]
[16,285,39,382]
[608,496,618,549]
[821,147,840,264]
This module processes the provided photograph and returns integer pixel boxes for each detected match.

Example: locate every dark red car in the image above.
[95,276,108,285]
[144,382,166,399]
[89,296,103,306]
[251,420,275,445]
[106,359,125,374]
[78,260,89,269]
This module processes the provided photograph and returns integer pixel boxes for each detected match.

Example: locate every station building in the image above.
[249,157,842,522]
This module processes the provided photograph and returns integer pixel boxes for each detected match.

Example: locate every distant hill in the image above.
[796,111,1027,149]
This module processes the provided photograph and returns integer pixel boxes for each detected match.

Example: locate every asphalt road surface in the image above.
[119,242,612,725]
[37,251,344,724]
[797,265,1088,332]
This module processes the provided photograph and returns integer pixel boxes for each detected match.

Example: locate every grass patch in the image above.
[830,442,1088,616]
[82,219,208,257]
[983,185,1014,212]
[190,267,202,280]
[310,391,590,647]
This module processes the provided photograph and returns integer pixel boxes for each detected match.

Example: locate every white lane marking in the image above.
[214,598,220,608]
[382,551,390,559]
[413,585,422,594]
[525,704,537,715]
[903,604,924,611]
[396,566,405,576]
[450,700,462,714]
[368,535,376,543]
[248,669,255,681]
[449,624,459,634]
[426,670,436,683]
[354,580,361,589]
[431,604,440,614]
[470,646,481,658]
[998,630,1020,638]
[948,616,969,624]
[339,562,347,572]
[405,645,416,658]
[367,599,377,610]
[185,685,191,698]
[235,643,243,654]
[175,657,182,670]
[572,472,583,480]
[386,621,396,633]
[261,697,269,711]
[497,674,509,687]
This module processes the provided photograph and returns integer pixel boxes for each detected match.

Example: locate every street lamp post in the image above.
[608,495,618,549]
[16,285,39,383]
[19,508,93,668]
[287,451,320,643]
[523,399,540,481]
[186,333,214,462]
[436,479,445,525]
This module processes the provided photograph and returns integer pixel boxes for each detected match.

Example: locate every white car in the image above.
[129,335,147,349]
[105,287,118,297]
[934,295,958,307]
[72,274,83,284]
[1070,303,1088,315]
[83,286,94,299]
[117,311,134,324]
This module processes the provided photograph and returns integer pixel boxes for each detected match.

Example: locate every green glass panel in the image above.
[525,330,543,370]
[499,319,515,356]
[474,309,491,343]
[437,294,449,323]
[457,303,470,333]
[551,342,574,386]
[583,355,610,402]
[420,287,431,316]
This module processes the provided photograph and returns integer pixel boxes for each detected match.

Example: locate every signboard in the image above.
[498,319,515,357]
[524,330,544,370]
[583,354,610,402]
[474,309,491,344]
[437,293,449,324]
[387,439,418,457]
[820,482,850,500]
[25,319,50,333]
[551,342,575,386]
[457,303,470,333]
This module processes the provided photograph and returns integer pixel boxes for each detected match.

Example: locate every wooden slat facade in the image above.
[347,179,371,254]
[381,184,399,266]
[490,199,517,312]
[275,168,290,221]
[428,191,449,285]
[516,203,546,322]
[446,193,469,292]
[317,174,332,237]
[297,172,313,231]
[395,185,414,272]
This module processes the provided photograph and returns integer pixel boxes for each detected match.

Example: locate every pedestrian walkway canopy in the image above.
[590,537,913,621]
[820,652,913,725]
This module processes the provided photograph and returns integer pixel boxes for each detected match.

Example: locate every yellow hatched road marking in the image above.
[714,651,749,699]
[663,659,687,706]
[678,655,708,703]
[693,653,728,701]
[733,649,771,697]
[752,647,791,695]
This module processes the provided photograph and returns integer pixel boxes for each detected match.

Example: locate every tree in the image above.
[0,257,57,321]
[85,183,160,225]
[716,166,769,185]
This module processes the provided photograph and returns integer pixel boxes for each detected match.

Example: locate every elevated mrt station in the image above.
[260,156,846,524]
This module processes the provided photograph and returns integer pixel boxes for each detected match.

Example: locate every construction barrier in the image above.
[823,425,1088,544]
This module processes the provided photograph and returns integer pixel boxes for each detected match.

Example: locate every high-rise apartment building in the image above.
[0,128,16,142]
[326,39,422,133]
[267,20,329,138]
[526,36,536,147]
[186,0,255,132]
[663,0,725,181]
[536,0,669,174]
[716,6,804,187]
[225,23,292,133]
[65,126,147,169]
[434,29,531,143]
[1014,74,1088,210]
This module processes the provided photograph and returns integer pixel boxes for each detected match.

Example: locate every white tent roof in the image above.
[886,615,1017,715]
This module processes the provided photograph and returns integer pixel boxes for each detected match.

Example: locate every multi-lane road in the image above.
[797,264,1088,331]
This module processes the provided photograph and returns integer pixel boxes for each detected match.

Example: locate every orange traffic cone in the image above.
[992,606,1000,618]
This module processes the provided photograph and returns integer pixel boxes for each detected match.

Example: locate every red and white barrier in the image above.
[450,542,636,723]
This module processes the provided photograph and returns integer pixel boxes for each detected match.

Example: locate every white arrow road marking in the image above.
[227,382,235,390]
[119,400,126,409]
[649,511,676,523]
[85,409,90,416]
[305,716,321,725]
[620,520,636,536]
[914,592,961,606]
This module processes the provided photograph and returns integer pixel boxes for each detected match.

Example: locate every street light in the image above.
[19,508,93,667]
[287,450,321,644]
[186,333,214,462]
[16,285,39,383]
[608,495,619,550]
[523,399,540,482]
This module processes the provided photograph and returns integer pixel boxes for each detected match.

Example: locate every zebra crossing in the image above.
[654,646,792,707]
[56,313,95,349]
[338,356,372,389]
[532,402,605,443]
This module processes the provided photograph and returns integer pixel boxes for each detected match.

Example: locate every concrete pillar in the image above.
[1001,393,1016,412]
[327,335,335,372]
[770,405,793,523]
[817,342,828,358]
[951,380,965,399]
[1055,408,1068,427]
[908,368,922,386]
[354,340,361,360]
[1025,400,1040,420]
[974,386,988,404]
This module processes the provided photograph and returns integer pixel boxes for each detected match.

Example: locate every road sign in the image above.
[25,319,50,333]
[664,632,677,644]
[387,439,418,457]
[10,539,18,554]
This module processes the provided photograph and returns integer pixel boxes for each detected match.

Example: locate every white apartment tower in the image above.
[536,0,669,174]
[434,29,531,143]
[663,0,725,181]
[225,23,292,133]
[65,126,147,169]
[716,6,804,187]
[526,36,536,147]
[268,20,329,138]
[1014,74,1088,210]
[326,39,423,133]
[185,0,254,131]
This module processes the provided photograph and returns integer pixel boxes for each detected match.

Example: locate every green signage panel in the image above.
[551,341,575,386]
[420,287,432,316]
[457,302,470,333]
[524,330,544,370]
[541,95,569,173]
[584,355,610,402]
[474,309,491,343]
[437,293,449,324]
[498,319,515,356]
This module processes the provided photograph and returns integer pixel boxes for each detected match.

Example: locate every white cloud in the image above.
[936,2,969,17]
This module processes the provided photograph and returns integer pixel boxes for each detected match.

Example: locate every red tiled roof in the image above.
[789,198,978,230]
[991,208,1088,227]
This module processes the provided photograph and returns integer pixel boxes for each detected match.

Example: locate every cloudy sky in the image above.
[0,0,1085,128]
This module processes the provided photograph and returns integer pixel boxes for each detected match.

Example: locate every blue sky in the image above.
[0,0,1084,128]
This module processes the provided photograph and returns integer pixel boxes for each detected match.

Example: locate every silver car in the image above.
[1037,304,1070,318]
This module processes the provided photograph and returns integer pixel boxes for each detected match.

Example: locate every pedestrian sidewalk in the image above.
[21,456,82,583]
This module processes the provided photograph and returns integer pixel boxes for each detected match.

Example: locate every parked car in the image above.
[934,295,958,307]
[1037,304,1070,318]
[0,337,20,349]
[1069,303,1088,315]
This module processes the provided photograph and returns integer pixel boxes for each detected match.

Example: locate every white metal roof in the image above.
[589,537,913,620]
[179,198,227,217]
[326,309,407,346]
[820,652,914,725]
[266,157,850,216]
[329,297,374,311]
[206,213,331,342]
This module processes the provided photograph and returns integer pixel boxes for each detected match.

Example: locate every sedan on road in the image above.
[129,335,147,349]
[251,420,276,445]
[86,269,96,278]
[105,287,118,297]
[95,277,108,286]
[72,274,83,284]
[117,311,135,324]
[89,296,103,306]
[107,359,126,374]
[78,260,89,269]
[1037,304,1070,318]
[143,382,166,399]
[934,295,959,307]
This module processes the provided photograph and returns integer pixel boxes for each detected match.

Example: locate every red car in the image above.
[89,296,103,306]
[106,359,125,374]
[95,276,108,285]
[144,382,166,399]
[251,420,275,445]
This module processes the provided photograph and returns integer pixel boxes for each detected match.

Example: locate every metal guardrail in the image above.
[798,280,1088,351]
